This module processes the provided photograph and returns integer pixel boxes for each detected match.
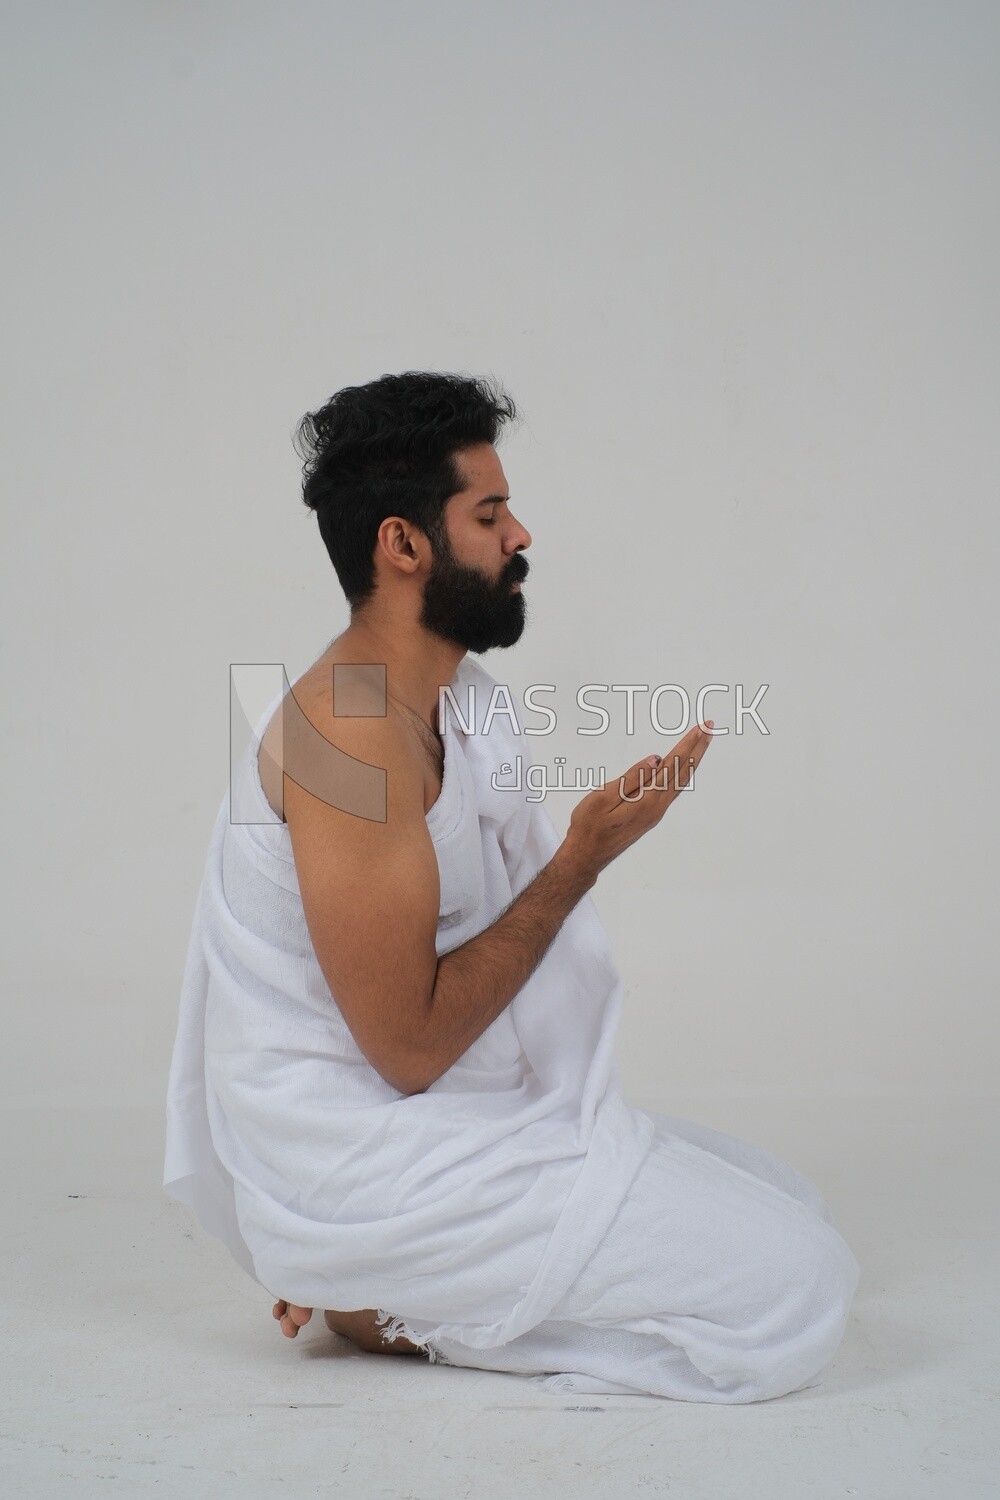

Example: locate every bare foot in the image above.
[323,1307,428,1357]
[272,1300,313,1339]
[272,1300,428,1356]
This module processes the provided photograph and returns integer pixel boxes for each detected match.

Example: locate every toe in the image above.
[279,1304,312,1338]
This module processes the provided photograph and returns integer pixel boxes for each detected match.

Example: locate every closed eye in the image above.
[479,518,497,527]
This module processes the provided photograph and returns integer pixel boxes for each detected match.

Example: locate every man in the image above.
[164,371,860,1401]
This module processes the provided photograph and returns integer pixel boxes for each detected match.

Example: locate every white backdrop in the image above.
[3,1,996,1111]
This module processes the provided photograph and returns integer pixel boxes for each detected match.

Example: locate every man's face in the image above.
[418,444,532,654]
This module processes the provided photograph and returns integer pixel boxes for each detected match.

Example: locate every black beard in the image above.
[418,529,528,654]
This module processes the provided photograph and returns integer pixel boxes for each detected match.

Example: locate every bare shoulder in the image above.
[258,663,430,825]
[267,661,442,1095]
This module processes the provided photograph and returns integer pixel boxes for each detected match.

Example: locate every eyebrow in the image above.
[473,493,511,507]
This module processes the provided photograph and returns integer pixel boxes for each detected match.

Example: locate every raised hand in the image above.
[565,720,715,880]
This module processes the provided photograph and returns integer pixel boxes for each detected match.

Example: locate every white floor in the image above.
[1,1090,995,1499]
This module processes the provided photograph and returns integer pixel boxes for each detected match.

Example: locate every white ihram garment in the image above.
[163,654,860,1402]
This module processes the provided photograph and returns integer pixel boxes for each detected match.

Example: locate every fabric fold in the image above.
[163,652,654,1351]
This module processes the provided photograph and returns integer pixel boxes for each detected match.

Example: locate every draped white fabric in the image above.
[164,655,653,1347]
[163,653,860,1399]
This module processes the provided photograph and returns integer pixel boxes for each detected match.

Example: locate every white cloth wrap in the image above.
[164,654,655,1352]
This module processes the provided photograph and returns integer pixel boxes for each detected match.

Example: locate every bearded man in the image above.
[164,370,860,1402]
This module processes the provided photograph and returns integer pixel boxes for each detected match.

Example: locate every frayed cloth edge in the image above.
[373,1309,456,1366]
[372,1306,527,1354]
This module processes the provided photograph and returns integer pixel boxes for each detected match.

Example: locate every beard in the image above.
[418,526,529,654]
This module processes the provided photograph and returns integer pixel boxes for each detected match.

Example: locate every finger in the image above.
[616,753,665,804]
[662,721,715,793]
[611,717,709,804]
[672,721,707,751]
[675,721,713,761]
[643,725,710,803]
[272,1300,287,1320]
[684,720,716,779]
[288,1305,313,1328]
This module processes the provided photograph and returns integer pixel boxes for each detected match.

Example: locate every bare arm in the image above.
[405,837,596,1092]
[407,721,714,1092]
[285,691,713,1097]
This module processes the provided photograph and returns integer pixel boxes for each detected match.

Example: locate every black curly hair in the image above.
[292,370,521,610]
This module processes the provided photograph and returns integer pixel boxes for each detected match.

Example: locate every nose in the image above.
[505,512,532,554]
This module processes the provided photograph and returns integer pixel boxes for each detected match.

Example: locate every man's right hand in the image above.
[564,720,715,880]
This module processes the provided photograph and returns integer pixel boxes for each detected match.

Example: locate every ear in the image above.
[375,517,426,578]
